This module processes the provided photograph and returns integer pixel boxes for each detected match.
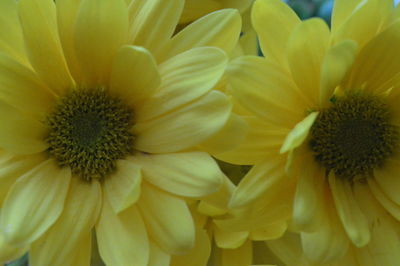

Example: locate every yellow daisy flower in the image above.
[0,0,243,265]
[223,0,400,263]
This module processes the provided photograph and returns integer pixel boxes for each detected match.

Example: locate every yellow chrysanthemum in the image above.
[0,0,244,265]
[221,0,400,263]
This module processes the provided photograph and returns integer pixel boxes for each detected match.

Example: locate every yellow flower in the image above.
[180,0,253,24]
[223,0,400,263]
[0,0,243,265]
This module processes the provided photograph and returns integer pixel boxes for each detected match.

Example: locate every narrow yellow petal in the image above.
[110,45,161,109]
[368,178,400,221]
[104,159,141,213]
[329,174,370,247]
[179,0,221,24]
[139,183,195,254]
[69,233,92,266]
[220,239,252,266]
[373,157,400,205]
[287,18,330,105]
[0,54,55,119]
[75,0,128,86]
[162,9,241,61]
[96,195,149,266]
[331,0,365,32]
[148,241,171,266]
[227,56,308,127]
[252,0,300,65]
[133,91,231,153]
[18,0,74,94]
[137,47,227,122]
[320,40,358,107]
[132,152,223,198]
[0,0,27,65]
[214,225,248,249]
[128,0,184,58]
[1,159,71,245]
[30,178,101,265]
[0,102,47,155]
[280,112,318,154]
[229,155,287,208]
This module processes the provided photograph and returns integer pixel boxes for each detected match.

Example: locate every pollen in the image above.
[45,88,135,181]
[309,92,398,180]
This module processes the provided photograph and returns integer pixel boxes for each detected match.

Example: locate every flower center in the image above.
[45,88,135,181]
[309,93,398,180]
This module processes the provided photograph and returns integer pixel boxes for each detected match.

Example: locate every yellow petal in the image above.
[0,54,55,119]
[56,0,84,83]
[104,159,141,213]
[331,0,365,32]
[137,47,227,121]
[162,9,241,61]
[368,178,400,221]
[110,45,161,108]
[292,152,325,231]
[214,225,248,249]
[250,221,287,241]
[128,0,184,58]
[1,159,71,245]
[287,18,330,105]
[227,56,308,127]
[332,0,393,49]
[139,182,195,254]
[199,113,248,155]
[148,241,171,266]
[0,154,45,205]
[373,157,400,205]
[229,155,287,208]
[132,152,223,197]
[74,0,128,86]
[69,233,92,266]
[251,0,300,65]
[0,0,27,65]
[344,21,400,94]
[0,232,28,264]
[170,227,211,266]
[220,239,252,266]
[329,174,370,247]
[133,90,231,153]
[179,0,221,24]
[30,178,101,265]
[0,101,47,155]
[96,195,149,266]
[320,40,358,107]
[18,0,74,94]
[199,176,235,215]
[215,117,288,165]
[280,112,318,154]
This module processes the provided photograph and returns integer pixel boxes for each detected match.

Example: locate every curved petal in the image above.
[132,152,223,198]
[215,117,288,165]
[226,56,308,128]
[280,112,318,154]
[18,0,74,94]
[137,47,227,121]
[229,155,287,208]
[0,0,27,64]
[0,232,28,264]
[138,183,195,254]
[368,178,400,221]
[199,113,248,155]
[0,54,55,119]
[74,0,128,86]
[96,195,149,266]
[220,239,252,266]
[1,159,71,245]
[110,45,161,108]
[214,225,248,249]
[56,0,84,83]
[0,101,48,155]
[344,21,400,94]
[133,90,231,153]
[179,0,221,24]
[128,0,183,58]
[320,40,357,107]
[328,174,370,247]
[30,178,101,265]
[373,157,400,205]
[162,9,241,61]
[104,159,141,213]
[251,0,300,65]
[287,18,330,105]
[148,241,170,266]
[331,0,365,32]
